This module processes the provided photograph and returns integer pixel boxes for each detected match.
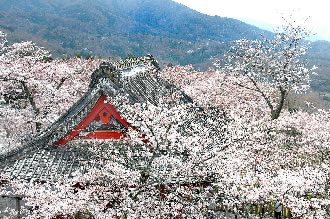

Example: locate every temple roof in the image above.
[1,143,94,181]
[0,55,195,181]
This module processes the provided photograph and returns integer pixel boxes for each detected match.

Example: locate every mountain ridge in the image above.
[0,0,270,54]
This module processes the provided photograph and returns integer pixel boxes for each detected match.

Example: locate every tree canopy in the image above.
[219,18,317,119]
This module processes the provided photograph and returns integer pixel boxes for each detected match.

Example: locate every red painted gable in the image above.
[56,94,129,145]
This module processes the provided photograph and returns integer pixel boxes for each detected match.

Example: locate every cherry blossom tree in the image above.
[217,18,317,120]
[163,65,329,218]
[0,31,102,152]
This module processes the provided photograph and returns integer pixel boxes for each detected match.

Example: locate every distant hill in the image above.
[0,0,329,92]
[307,41,330,93]
[0,0,269,64]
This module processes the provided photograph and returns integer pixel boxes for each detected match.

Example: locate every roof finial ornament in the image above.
[89,55,160,89]
[146,54,160,70]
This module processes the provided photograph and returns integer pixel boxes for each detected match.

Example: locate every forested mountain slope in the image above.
[0,0,268,63]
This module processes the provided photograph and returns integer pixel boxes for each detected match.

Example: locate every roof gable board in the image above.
[56,94,129,145]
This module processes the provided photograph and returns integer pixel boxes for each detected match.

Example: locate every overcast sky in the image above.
[173,0,330,41]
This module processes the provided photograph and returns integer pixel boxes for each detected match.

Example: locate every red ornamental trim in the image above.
[56,94,130,145]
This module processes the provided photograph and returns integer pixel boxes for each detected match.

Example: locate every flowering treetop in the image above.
[217,18,317,119]
[0,31,103,153]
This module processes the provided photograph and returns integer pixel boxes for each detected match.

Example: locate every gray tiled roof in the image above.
[0,141,121,182]
[0,55,190,181]
[2,145,84,181]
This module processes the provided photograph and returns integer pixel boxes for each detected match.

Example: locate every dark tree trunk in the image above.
[271,88,287,120]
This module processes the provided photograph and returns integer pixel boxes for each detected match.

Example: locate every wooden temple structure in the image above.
[0,54,188,181]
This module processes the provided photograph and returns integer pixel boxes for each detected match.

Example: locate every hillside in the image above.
[0,0,268,65]
[0,0,329,92]
[308,40,330,93]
